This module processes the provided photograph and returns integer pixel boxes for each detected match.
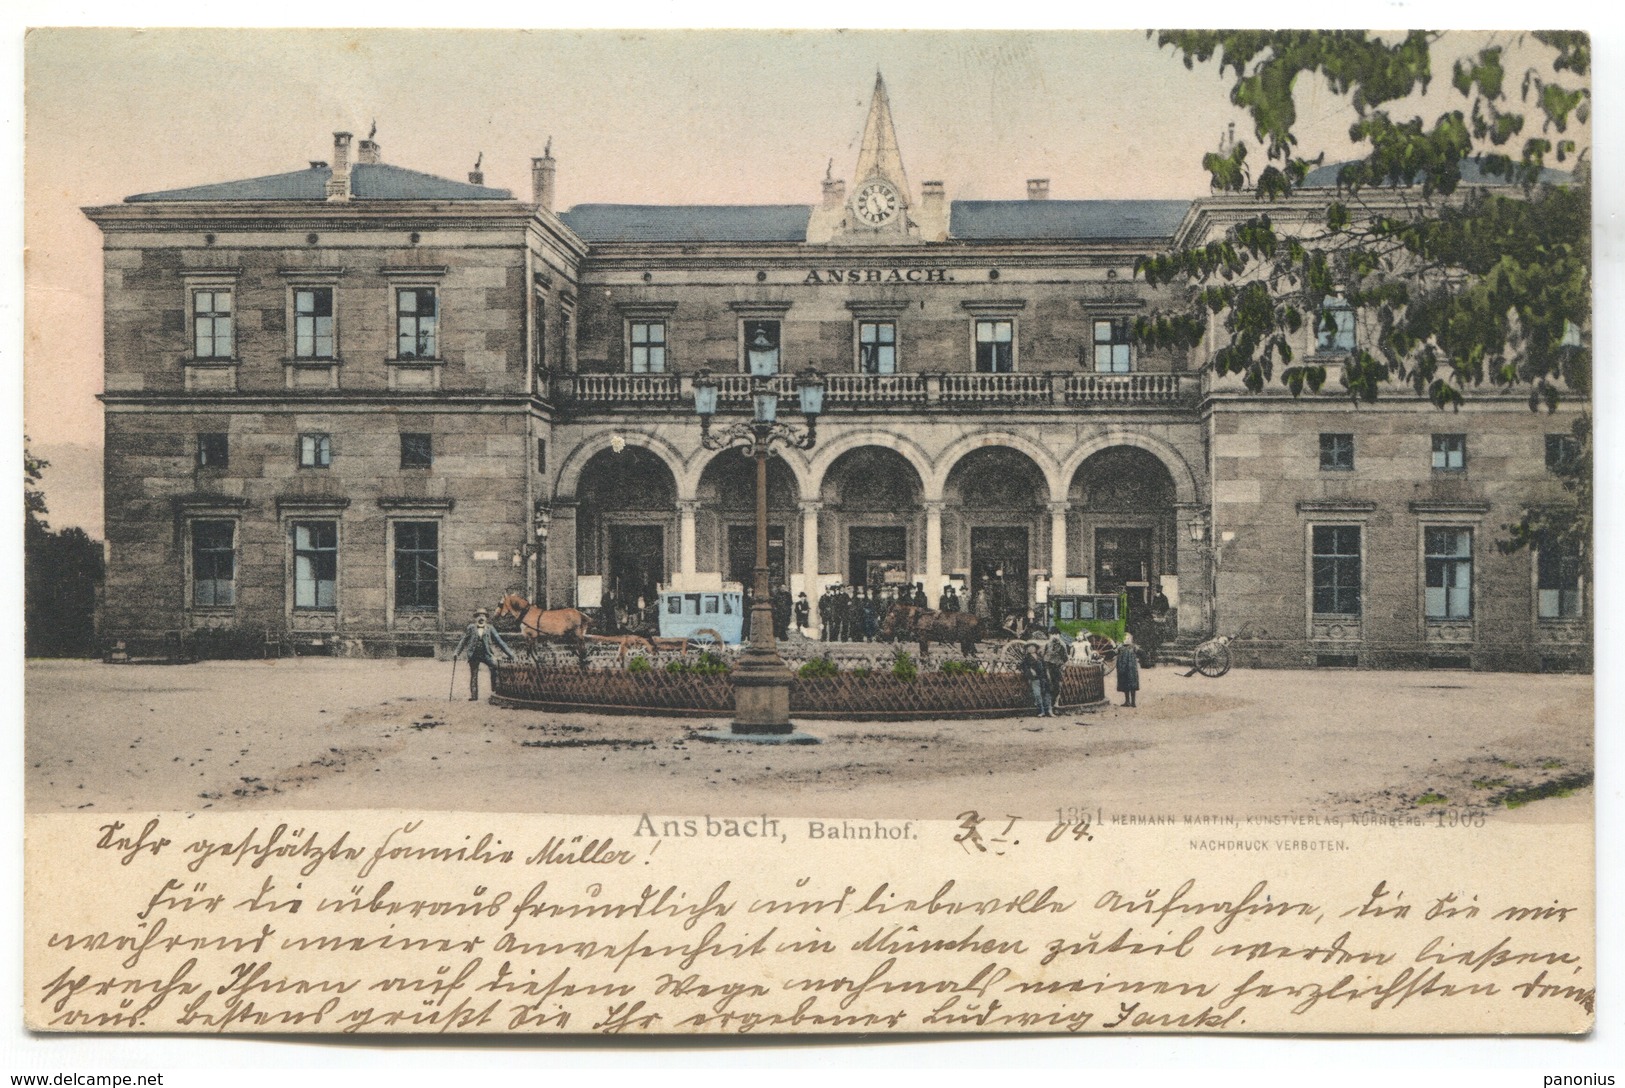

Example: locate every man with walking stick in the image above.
[452,608,516,702]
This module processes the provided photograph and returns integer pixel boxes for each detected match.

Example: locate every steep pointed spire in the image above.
[852,71,910,199]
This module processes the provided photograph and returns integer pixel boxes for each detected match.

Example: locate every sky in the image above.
[23,27,1575,464]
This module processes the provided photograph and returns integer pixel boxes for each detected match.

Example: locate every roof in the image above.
[560,204,814,243]
[561,199,1193,243]
[125,162,513,202]
[1301,158,1572,188]
[948,200,1190,240]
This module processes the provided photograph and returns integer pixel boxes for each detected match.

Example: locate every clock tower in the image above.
[809,73,942,245]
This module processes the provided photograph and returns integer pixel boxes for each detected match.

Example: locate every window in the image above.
[197,432,228,469]
[393,522,439,610]
[1316,294,1355,353]
[193,289,233,359]
[743,320,780,375]
[975,319,1014,373]
[1431,434,1466,472]
[537,439,547,474]
[1093,318,1132,373]
[1424,527,1473,620]
[396,288,438,359]
[858,321,896,374]
[400,433,433,469]
[191,520,236,607]
[629,320,666,373]
[298,433,332,469]
[1312,526,1361,616]
[292,521,338,611]
[294,287,335,359]
[1537,533,1582,620]
[1319,433,1355,471]
[1546,434,1580,473]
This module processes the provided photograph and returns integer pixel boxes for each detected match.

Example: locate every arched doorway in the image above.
[944,446,1048,623]
[1069,446,1178,608]
[696,449,801,590]
[819,447,923,590]
[575,446,677,622]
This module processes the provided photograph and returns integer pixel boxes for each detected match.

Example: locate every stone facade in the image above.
[85,94,1590,670]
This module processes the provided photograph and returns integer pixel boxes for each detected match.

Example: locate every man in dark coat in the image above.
[452,608,516,701]
[1115,632,1141,708]
[940,585,960,613]
[1043,631,1072,708]
[794,591,810,636]
[1020,644,1053,717]
[772,585,793,640]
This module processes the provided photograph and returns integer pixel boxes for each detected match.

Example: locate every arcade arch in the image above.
[942,446,1050,621]
[1067,445,1179,607]
[574,445,679,622]
[695,449,802,588]
[817,446,925,591]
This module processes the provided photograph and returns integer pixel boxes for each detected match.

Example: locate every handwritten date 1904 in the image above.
[953,812,1093,855]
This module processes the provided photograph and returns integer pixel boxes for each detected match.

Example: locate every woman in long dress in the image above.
[1115,632,1141,708]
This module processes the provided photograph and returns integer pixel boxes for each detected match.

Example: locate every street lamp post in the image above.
[694,369,824,737]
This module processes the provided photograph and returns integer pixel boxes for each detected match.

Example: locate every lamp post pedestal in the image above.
[729,651,796,733]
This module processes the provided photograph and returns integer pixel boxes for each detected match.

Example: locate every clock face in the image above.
[853,181,899,226]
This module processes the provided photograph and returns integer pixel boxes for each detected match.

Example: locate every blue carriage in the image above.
[657,589,745,645]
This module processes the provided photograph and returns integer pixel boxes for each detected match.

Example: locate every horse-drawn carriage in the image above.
[656,589,743,647]
[493,589,736,668]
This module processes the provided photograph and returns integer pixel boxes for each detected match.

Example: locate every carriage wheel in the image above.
[1194,640,1233,678]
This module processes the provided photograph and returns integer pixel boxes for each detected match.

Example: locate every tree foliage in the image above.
[25,440,105,657]
[1136,30,1590,412]
[1138,31,1591,572]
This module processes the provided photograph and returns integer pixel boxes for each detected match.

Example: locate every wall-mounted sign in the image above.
[802,267,954,285]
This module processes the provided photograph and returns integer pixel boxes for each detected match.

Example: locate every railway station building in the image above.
[85,77,1590,670]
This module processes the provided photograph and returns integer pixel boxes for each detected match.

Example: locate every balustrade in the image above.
[939,372,1053,403]
[564,369,1190,407]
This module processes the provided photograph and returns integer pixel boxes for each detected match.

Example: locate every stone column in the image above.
[800,500,822,630]
[544,501,578,609]
[1049,500,1069,592]
[923,501,945,601]
[678,500,700,576]
[1174,502,1207,638]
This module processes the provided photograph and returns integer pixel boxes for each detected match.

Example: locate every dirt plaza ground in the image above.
[23,656,1592,824]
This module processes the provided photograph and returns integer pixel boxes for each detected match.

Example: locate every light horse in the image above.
[494,593,593,666]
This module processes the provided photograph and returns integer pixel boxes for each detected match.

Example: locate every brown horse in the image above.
[494,592,592,665]
[878,603,982,658]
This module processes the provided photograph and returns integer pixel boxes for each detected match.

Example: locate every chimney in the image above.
[531,140,556,212]
[357,138,381,164]
[1026,178,1050,200]
[822,176,846,210]
[325,131,353,202]
[921,180,944,208]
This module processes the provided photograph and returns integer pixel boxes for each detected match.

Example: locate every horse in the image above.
[878,603,982,659]
[494,593,592,666]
